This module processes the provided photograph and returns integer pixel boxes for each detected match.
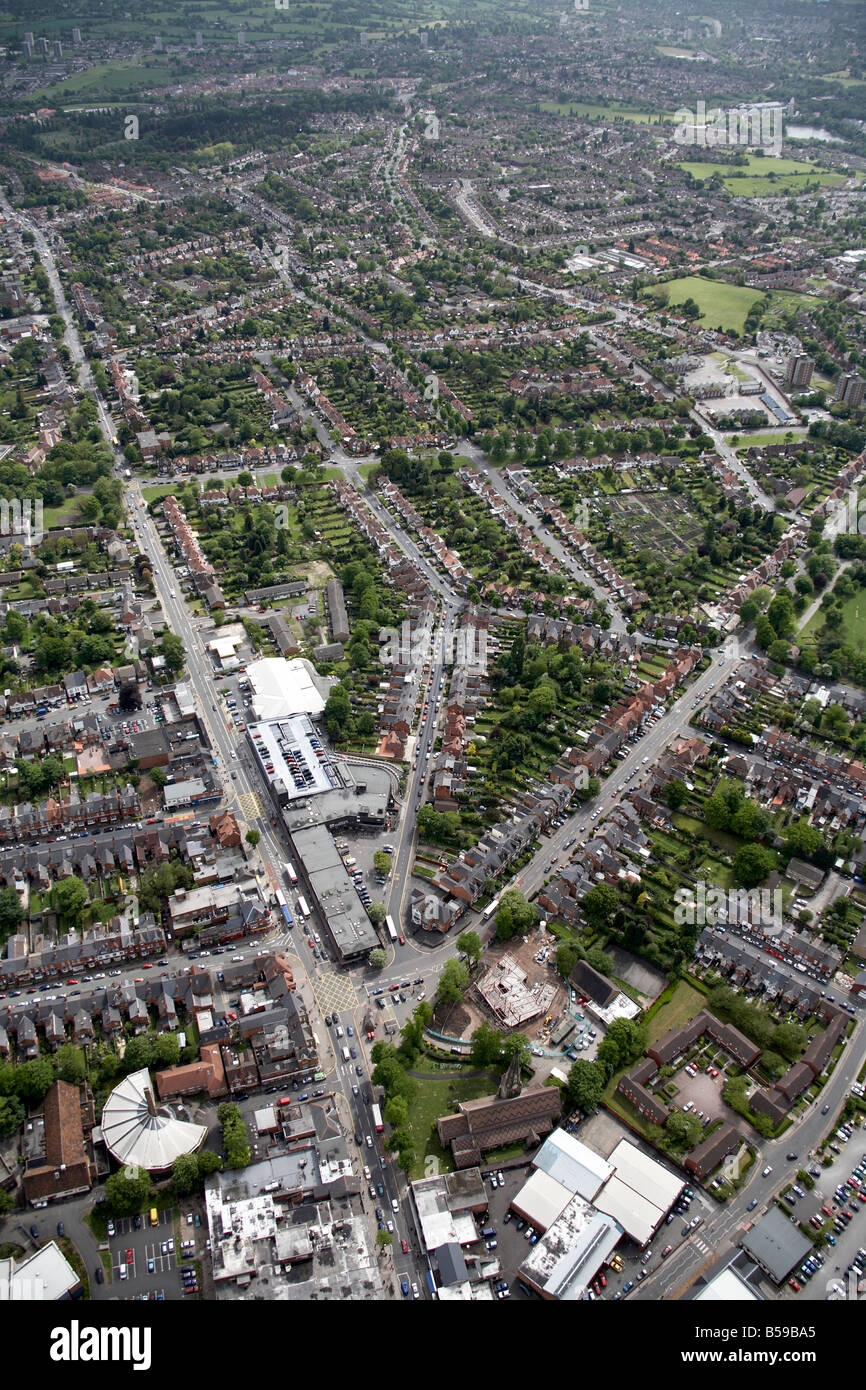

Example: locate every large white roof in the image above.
[694,1267,760,1301]
[607,1138,684,1212]
[248,656,326,719]
[101,1068,207,1172]
[532,1128,612,1200]
[512,1169,574,1232]
[593,1176,661,1247]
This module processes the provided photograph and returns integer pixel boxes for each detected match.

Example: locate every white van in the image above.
[341,1046,351,1063]
[119,1262,128,1280]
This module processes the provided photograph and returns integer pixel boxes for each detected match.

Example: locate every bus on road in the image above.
[482,895,501,921]
[371,1104,384,1133]
[283,861,298,885]
[385,914,398,942]
[275,888,293,928]
[297,896,310,920]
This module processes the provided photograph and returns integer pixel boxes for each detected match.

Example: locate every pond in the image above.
[786,125,844,144]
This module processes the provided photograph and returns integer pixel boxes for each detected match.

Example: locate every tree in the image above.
[160,631,186,675]
[761,1050,786,1080]
[373,851,392,876]
[54,1043,86,1085]
[245,829,260,847]
[783,818,822,861]
[586,946,614,977]
[0,886,24,939]
[368,948,387,969]
[567,1059,606,1113]
[500,1032,531,1070]
[495,888,538,941]
[105,1164,152,1215]
[771,1022,805,1061]
[457,930,482,966]
[14,1056,54,1101]
[437,958,469,1004]
[582,882,618,929]
[664,779,688,811]
[556,942,580,977]
[196,1151,223,1179]
[471,1023,504,1068]
[384,1095,410,1130]
[51,875,88,927]
[376,1229,394,1249]
[171,1153,201,1196]
[219,1102,252,1169]
[665,1111,703,1147]
[368,902,386,924]
[0,1093,25,1139]
[732,843,776,887]
[596,1018,647,1074]
[154,1033,180,1067]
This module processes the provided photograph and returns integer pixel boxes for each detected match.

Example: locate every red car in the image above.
[126,1247,133,1262]
[661,1245,673,1259]
[308,937,315,949]
[401,1239,409,1254]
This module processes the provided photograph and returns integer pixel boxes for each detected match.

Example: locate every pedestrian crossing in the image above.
[693,1237,710,1255]
[313,970,358,1015]
[237,790,264,821]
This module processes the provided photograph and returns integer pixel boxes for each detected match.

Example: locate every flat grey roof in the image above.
[740,1206,812,1283]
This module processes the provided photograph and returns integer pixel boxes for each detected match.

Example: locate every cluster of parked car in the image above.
[181,1264,198,1295]
[789,1248,825,1291]
[666,1186,695,1224]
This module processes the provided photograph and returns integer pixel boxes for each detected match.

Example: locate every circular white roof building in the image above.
[101,1068,208,1172]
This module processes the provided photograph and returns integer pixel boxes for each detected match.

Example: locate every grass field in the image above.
[42,495,91,529]
[34,62,182,102]
[406,1071,494,1179]
[679,155,822,180]
[728,430,806,447]
[677,154,848,196]
[141,483,184,504]
[800,591,866,655]
[646,979,707,1044]
[645,277,765,334]
[540,100,672,124]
